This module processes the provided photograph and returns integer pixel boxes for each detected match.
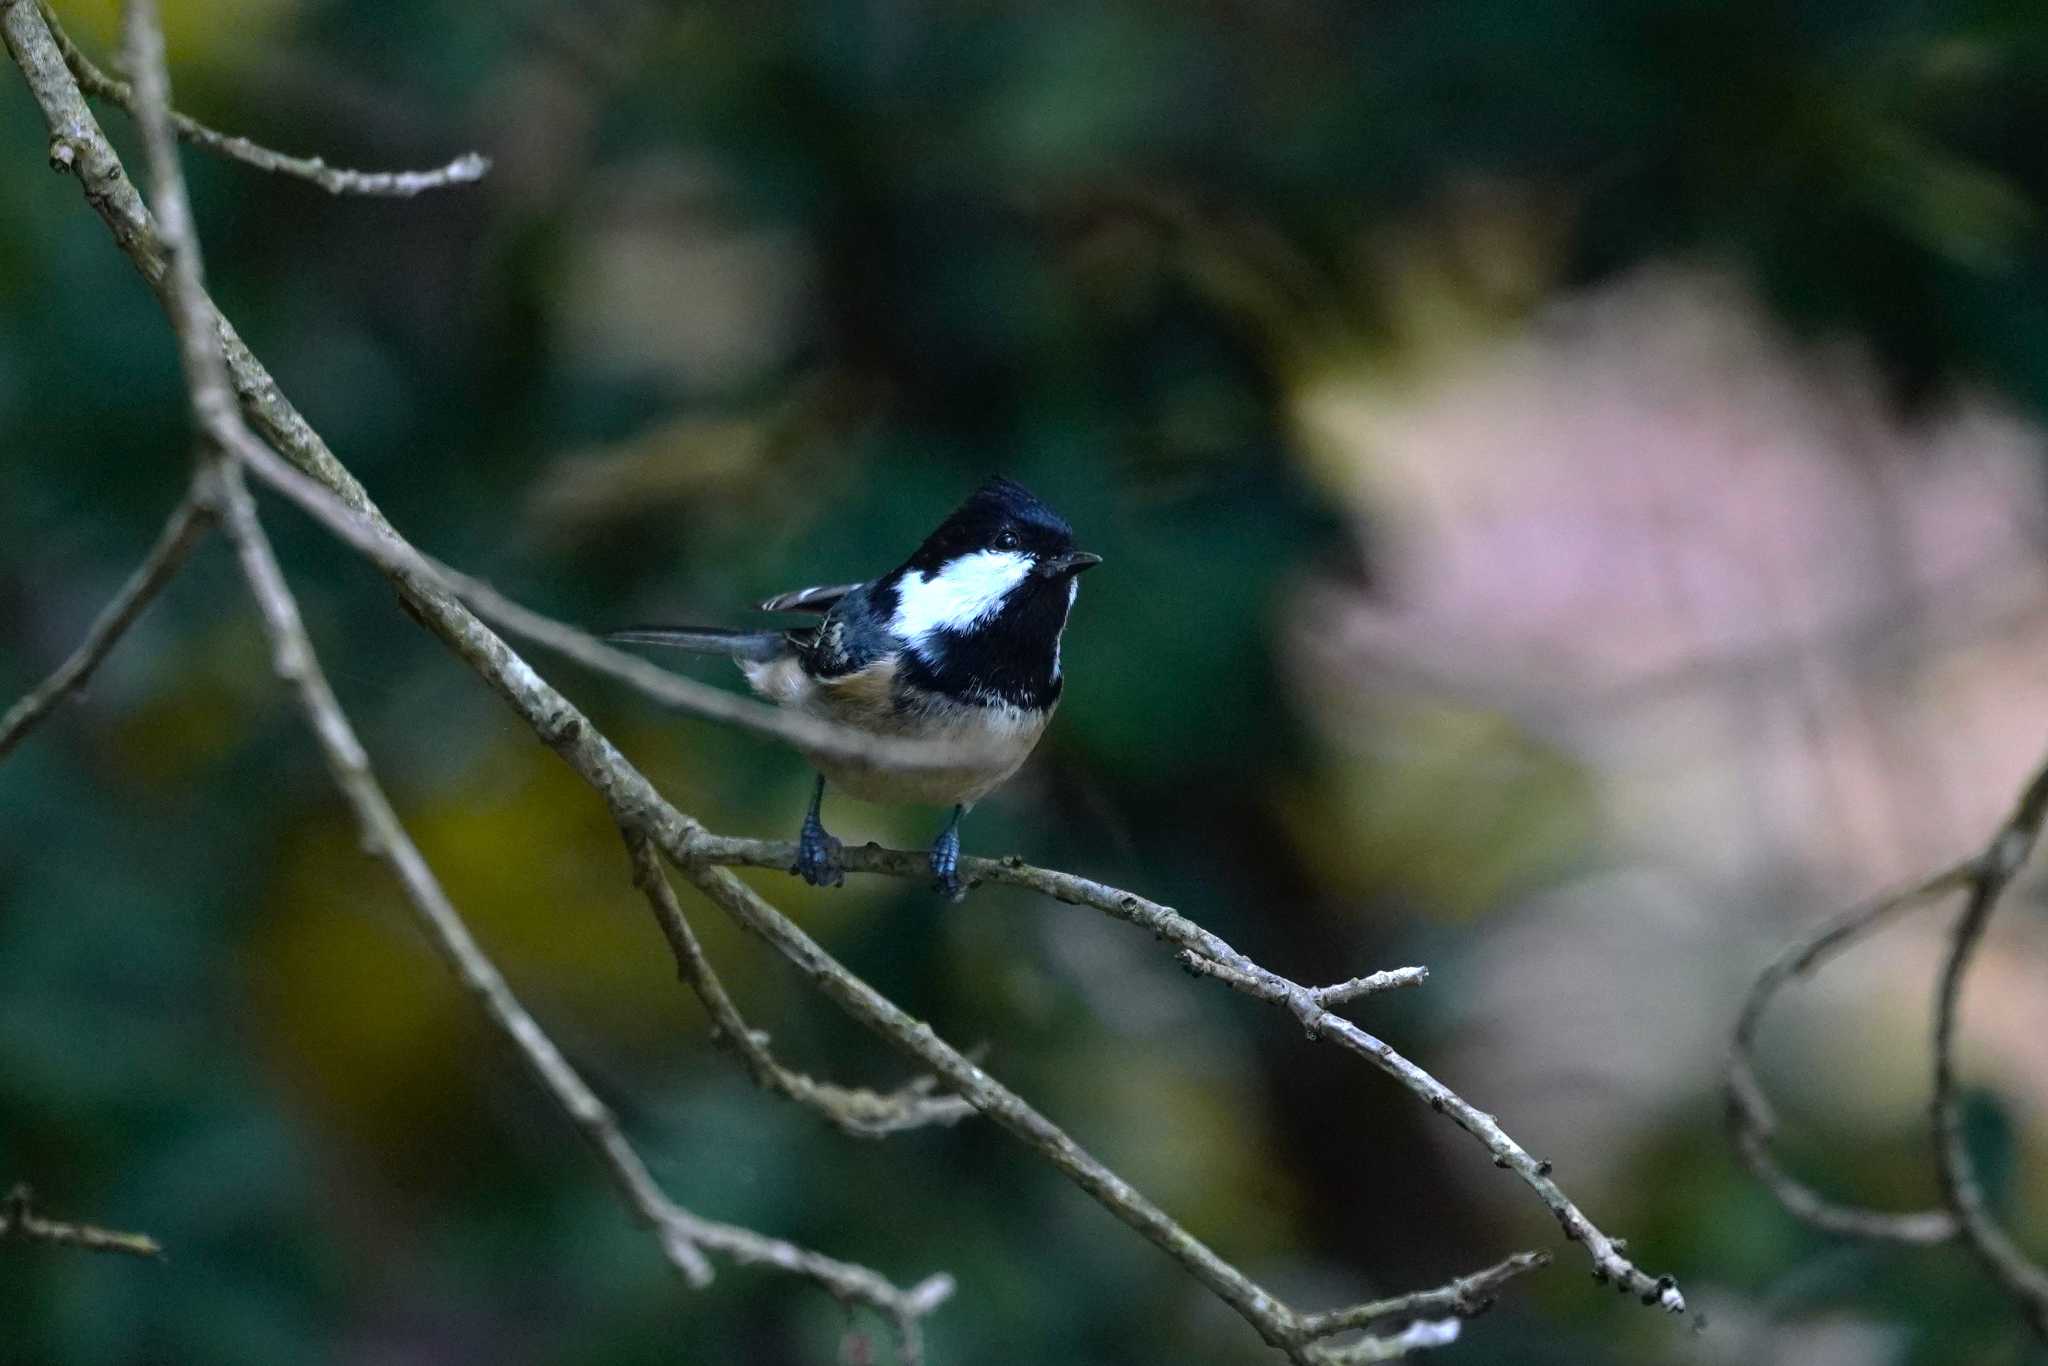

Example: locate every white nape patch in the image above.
[891,550,1033,642]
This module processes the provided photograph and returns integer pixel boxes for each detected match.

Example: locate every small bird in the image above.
[610,477,1100,899]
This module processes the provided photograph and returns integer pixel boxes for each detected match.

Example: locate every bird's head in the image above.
[885,478,1100,685]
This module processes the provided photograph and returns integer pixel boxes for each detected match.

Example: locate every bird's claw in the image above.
[792,825,844,888]
[929,829,966,902]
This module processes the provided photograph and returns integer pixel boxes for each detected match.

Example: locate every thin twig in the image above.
[1179,953,1428,1025]
[120,0,233,422]
[0,494,210,761]
[1314,969,1431,1007]
[117,2,949,1348]
[0,1184,162,1259]
[685,835,1687,1314]
[45,2,487,196]
[1294,1250,1550,1338]
[1723,860,1975,1245]
[1296,1252,1551,1363]
[624,831,974,1138]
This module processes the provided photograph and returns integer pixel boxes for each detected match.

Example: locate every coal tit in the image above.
[610,477,1100,899]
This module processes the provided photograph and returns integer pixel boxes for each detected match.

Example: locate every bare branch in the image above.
[45,1,487,196]
[114,1,949,1347]
[624,831,975,1138]
[0,1184,162,1259]
[685,835,1687,1313]
[0,494,210,761]
[121,0,233,426]
[1724,861,1975,1245]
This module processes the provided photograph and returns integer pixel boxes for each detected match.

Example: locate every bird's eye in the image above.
[994,528,1019,551]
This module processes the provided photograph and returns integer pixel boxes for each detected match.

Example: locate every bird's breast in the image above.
[818,691,1052,807]
[740,650,1052,806]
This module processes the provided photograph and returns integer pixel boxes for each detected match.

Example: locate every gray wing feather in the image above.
[805,586,904,679]
[760,581,864,614]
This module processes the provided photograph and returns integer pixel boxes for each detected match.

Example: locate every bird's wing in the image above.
[759,581,864,614]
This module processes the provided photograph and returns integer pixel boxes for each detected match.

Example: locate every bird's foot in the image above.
[929,820,966,903]
[791,818,844,888]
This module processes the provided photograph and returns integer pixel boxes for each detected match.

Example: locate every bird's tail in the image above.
[606,626,790,662]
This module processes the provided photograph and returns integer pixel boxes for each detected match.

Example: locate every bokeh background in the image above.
[6,1,2048,1362]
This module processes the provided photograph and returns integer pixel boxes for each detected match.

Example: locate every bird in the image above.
[609,477,1101,899]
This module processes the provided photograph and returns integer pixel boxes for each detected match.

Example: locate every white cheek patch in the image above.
[891,550,1033,642]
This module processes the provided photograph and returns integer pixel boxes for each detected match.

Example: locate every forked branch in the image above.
[624,831,975,1138]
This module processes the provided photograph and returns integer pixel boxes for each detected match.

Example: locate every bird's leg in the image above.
[929,805,967,902]
[790,774,844,887]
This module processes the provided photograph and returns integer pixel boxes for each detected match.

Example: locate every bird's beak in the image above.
[1039,550,1103,578]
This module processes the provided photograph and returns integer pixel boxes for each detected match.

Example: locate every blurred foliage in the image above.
[8,1,2048,1364]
